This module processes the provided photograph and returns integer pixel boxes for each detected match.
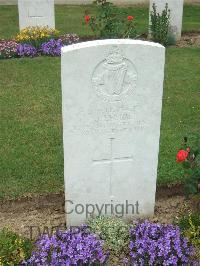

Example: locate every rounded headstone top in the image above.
[61,39,165,54]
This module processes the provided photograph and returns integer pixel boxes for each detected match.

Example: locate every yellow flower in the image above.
[19,248,25,260]
[15,26,60,43]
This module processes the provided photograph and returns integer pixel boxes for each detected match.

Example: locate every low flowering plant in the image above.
[0,33,80,59]
[176,137,200,196]
[175,213,200,262]
[60,33,80,46]
[15,26,60,48]
[88,216,130,255]
[0,228,32,266]
[128,220,198,265]
[0,40,18,59]
[23,225,109,265]
[40,35,80,56]
[17,43,37,57]
[40,38,63,56]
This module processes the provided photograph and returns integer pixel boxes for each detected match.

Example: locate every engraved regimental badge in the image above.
[92,46,137,102]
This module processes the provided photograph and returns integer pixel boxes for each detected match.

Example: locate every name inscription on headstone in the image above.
[65,46,147,135]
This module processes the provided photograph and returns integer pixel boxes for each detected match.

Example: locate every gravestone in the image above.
[18,0,55,30]
[149,0,184,40]
[60,0,147,4]
[61,39,165,226]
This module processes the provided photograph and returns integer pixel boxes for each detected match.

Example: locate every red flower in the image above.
[127,15,134,21]
[176,150,188,163]
[84,15,91,24]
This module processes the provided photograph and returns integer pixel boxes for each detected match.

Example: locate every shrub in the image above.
[177,212,200,231]
[15,26,60,48]
[0,228,32,266]
[88,216,130,255]
[84,0,137,39]
[129,220,198,265]
[40,38,63,56]
[176,137,200,197]
[23,225,108,265]
[17,43,38,57]
[176,213,200,262]
[149,3,172,46]
[0,40,18,59]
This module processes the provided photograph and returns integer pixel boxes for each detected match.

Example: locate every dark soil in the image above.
[0,185,199,241]
[176,32,200,47]
[79,32,200,47]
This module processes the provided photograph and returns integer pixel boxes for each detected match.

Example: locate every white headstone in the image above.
[58,0,147,4]
[149,0,184,40]
[18,0,55,30]
[61,39,165,226]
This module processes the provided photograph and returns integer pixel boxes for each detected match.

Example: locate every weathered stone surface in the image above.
[18,0,55,30]
[61,39,165,226]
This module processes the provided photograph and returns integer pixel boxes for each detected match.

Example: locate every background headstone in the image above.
[61,39,165,226]
[0,0,197,4]
[18,0,55,30]
[149,0,184,40]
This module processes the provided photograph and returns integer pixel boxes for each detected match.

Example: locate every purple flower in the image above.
[40,39,63,56]
[17,44,37,57]
[22,225,108,265]
[121,257,129,264]
[129,220,197,265]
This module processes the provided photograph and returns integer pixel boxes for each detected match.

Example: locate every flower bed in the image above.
[1,218,199,265]
[0,27,79,59]
[15,26,60,48]
[22,225,108,265]
[128,220,198,265]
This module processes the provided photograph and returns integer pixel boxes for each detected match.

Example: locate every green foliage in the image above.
[177,213,200,231]
[179,137,200,197]
[87,216,130,254]
[0,229,32,266]
[85,0,137,39]
[150,3,171,46]
[176,213,200,261]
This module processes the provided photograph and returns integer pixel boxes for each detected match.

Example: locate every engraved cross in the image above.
[93,138,133,197]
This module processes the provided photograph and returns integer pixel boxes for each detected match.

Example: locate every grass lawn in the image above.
[0,4,200,39]
[0,47,200,199]
[0,3,200,199]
